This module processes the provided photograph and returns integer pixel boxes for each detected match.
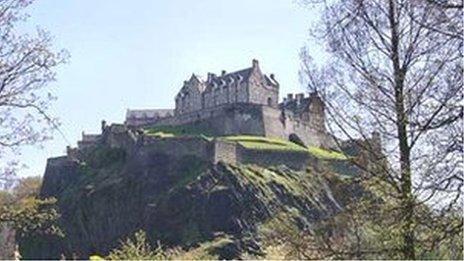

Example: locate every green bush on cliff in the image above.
[106,230,165,260]
[106,230,220,260]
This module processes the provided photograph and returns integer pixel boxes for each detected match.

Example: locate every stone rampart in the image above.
[151,103,267,136]
[141,103,335,149]
[107,135,312,170]
[236,146,313,170]
[68,121,329,171]
[213,139,238,165]
[139,136,213,163]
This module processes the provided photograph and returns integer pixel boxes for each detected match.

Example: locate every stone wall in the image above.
[247,68,279,108]
[152,103,267,136]
[139,136,214,163]
[288,120,336,148]
[40,157,81,198]
[260,105,336,149]
[213,139,237,165]
[237,147,314,170]
[105,124,138,152]
[135,137,315,170]
[148,103,335,149]
[202,80,249,109]
[80,131,314,170]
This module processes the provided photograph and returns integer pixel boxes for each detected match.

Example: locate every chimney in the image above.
[270,74,275,80]
[221,70,226,76]
[287,93,294,101]
[207,73,216,82]
[296,93,304,104]
[101,120,107,132]
[252,59,259,68]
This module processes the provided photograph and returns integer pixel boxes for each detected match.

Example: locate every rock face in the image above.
[23,146,349,259]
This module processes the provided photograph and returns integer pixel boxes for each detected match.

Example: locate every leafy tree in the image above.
[0,196,62,238]
[299,0,462,258]
[0,176,62,258]
[0,0,68,188]
[12,176,42,200]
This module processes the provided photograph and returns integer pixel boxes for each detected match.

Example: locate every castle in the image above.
[125,59,334,148]
[66,60,351,170]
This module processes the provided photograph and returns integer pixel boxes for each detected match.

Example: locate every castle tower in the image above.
[308,91,326,133]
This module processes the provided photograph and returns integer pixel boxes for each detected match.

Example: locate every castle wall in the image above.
[213,139,237,165]
[69,125,322,171]
[181,79,249,114]
[291,122,335,148]
[139,137,213,163]
[260,106,336,148]
[248,85,278,108]
[247,74,278,108]
[151,103,267,136]
[261,106,286,139]
[146,103,335,149]
[237,146,313,170]
[135,137,313,170]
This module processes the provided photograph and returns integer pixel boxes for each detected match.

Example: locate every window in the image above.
[267,97,273,106]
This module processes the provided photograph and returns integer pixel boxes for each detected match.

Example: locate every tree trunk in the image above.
[388,0,415,259]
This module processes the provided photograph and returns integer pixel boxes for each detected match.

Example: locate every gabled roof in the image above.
[178,74,206,97]
[204,67,254,92]
[264,74,278,86]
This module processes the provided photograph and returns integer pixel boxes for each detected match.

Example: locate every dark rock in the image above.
[23,147,350,259]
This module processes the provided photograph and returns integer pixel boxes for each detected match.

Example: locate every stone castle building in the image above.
[174,59,279,115]
[66,59,384,171]
[124,59,334,148]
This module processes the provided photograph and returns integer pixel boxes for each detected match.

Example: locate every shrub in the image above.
[106,230,165,260]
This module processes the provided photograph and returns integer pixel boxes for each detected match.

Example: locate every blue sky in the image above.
[18,0,324,177]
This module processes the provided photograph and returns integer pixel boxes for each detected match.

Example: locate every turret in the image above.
[252,58,259,69]
[308,91,326,133]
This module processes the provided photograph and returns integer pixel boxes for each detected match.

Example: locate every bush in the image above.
[106,230,165,260]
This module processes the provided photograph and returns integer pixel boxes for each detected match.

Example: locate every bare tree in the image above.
[299,0,462,259]
[0,0,68,187]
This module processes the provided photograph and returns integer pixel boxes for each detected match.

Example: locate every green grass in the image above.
[222,135,307,152]
[307,146,348,160]
[222,135,348,160]
[225,164,325,209]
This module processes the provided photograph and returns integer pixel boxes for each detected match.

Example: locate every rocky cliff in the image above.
[22,145,356,259]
